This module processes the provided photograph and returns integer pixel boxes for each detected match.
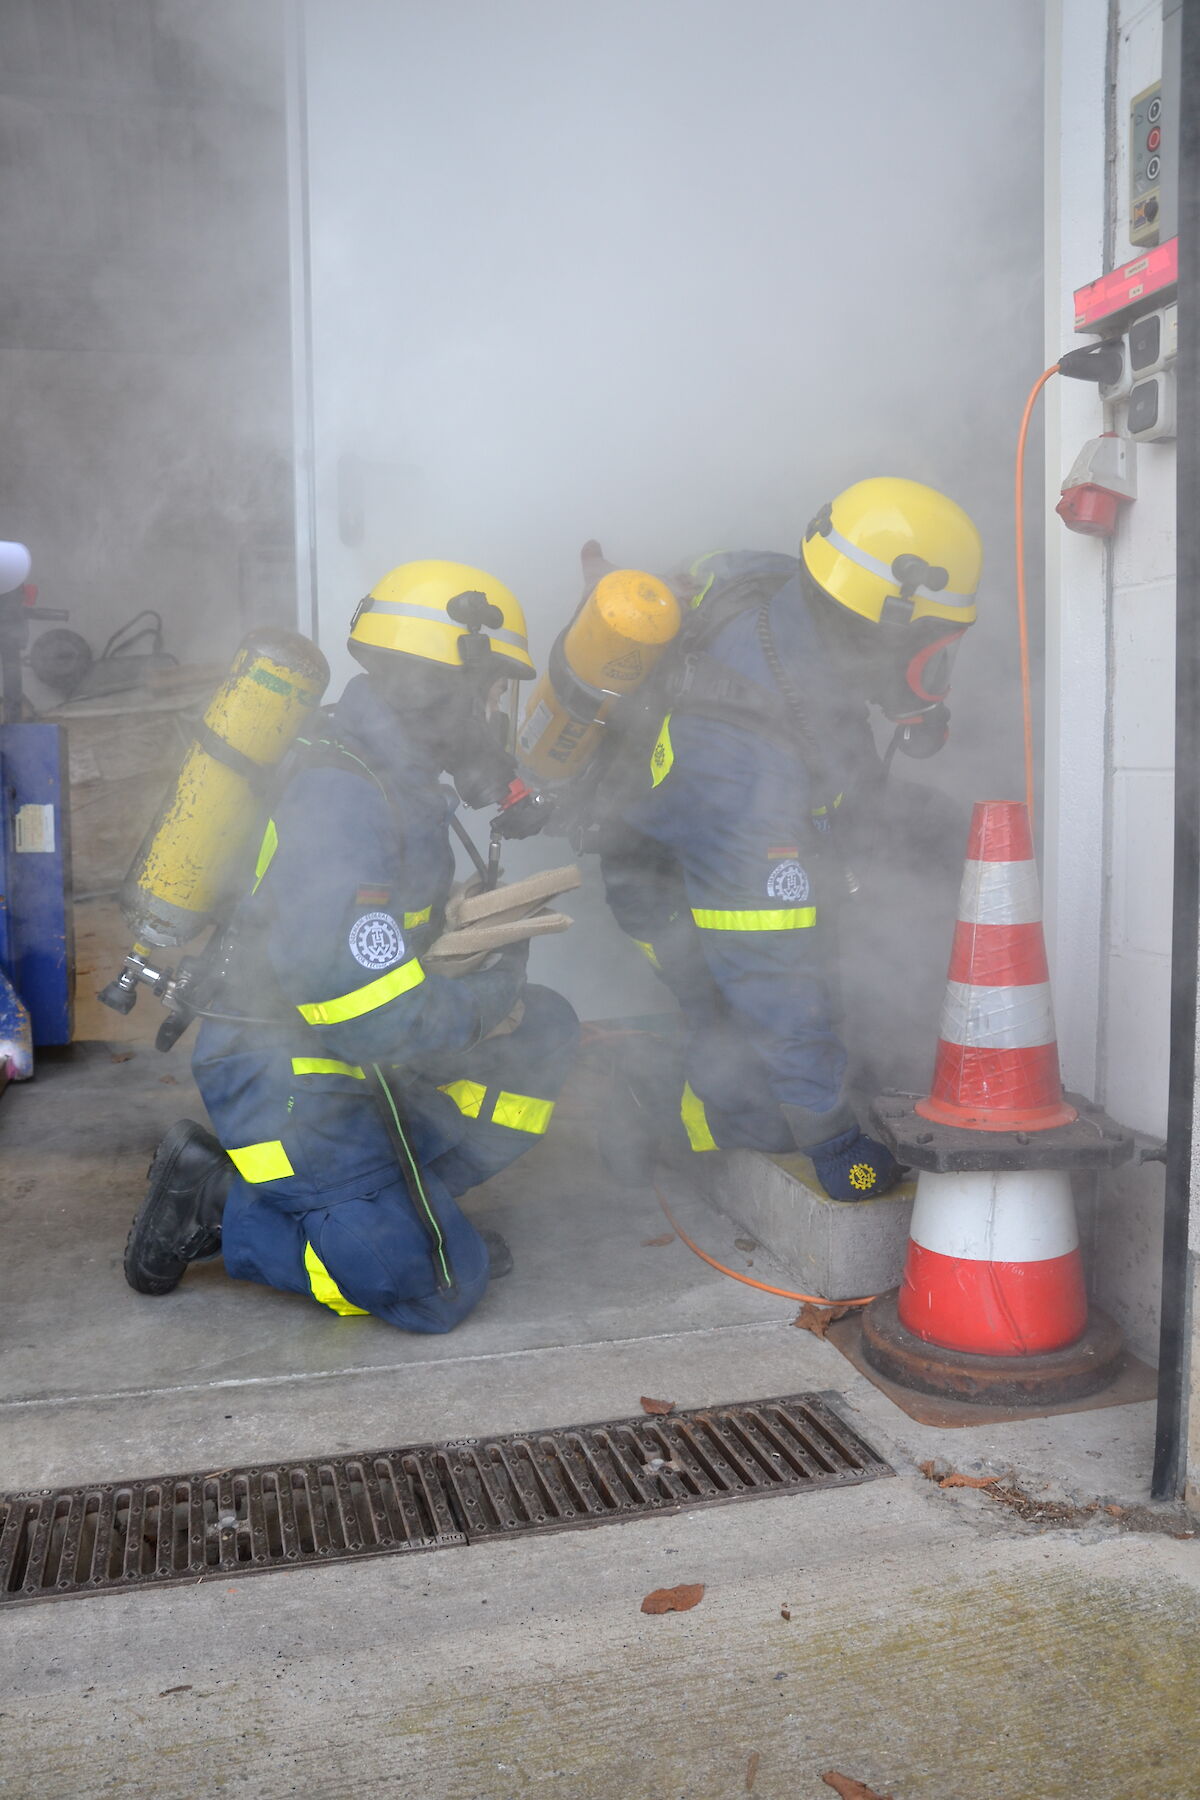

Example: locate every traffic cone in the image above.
[896,1167,1087,1353]
[915,801,1076,1132]
[859,798,1127,1406]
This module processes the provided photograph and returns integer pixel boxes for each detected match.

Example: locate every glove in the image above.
[806,1124,904,1202]
[459,938,530,1040]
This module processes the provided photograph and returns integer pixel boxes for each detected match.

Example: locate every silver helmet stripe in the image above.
[823,523,976,606]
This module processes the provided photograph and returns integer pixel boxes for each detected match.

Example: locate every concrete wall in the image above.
[0,0,295,694]
[295,0,1046,1023]
[1044,0,1175,1363]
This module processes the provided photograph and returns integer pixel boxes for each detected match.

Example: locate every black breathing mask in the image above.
[440,590,520,807]
[870,622,967,759]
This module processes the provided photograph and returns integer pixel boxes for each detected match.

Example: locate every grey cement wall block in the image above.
[700,1149,915,1301]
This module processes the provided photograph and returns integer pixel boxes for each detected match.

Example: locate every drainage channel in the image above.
[0,1391,891,1606]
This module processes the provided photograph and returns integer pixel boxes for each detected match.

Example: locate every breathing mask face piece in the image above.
[869,623,967,757]
[445,669,518,809]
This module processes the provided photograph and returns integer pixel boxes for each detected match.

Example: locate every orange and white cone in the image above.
[896,800,1087,1356]
[916,800,1076,1132]
[897,1167,1087,1354]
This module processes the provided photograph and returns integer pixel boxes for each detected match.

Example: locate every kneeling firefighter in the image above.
[124,561,579,1332]
[533,478,982,1200]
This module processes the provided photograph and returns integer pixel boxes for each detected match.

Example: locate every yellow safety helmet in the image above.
[801,478,982,628]
[349,559,536,679]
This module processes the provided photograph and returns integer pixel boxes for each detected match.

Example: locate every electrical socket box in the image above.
[1128,301,1177,377]
[1127,371,1176,441]
[1130,80,1164,246]
[1099,302,1177,403]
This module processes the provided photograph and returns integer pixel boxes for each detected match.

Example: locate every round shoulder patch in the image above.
[766,859,811,904]
[348,911,404,971]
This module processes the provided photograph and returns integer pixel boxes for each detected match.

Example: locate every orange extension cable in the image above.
[653,1182,875,1309]
[1015,364,1060,830]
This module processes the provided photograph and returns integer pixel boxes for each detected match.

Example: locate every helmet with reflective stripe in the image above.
[349,560,535,678]
[801,478,981,628]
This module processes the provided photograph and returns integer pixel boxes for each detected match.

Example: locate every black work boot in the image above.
[124,1120,233,1296]
[480,1227,514,1280]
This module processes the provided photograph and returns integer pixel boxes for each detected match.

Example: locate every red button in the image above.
[1148,126,1162,151]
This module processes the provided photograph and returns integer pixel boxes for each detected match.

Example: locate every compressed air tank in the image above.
[517,569,680,782]
[121,628,329,947]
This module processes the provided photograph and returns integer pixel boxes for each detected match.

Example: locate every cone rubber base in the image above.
[860,1289,1124,1407]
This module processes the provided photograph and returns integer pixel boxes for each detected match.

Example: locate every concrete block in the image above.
[700,1149,915,1300]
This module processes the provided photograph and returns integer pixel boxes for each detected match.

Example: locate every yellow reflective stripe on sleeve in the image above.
[691,906,817,930]
[403,905,432,928]
[649,715,674,787]
[681,1082,717,1152]
[303,1242,369,1316]
[439,1078,487,1119]
[633,938,662,970]
[811,793,845,819]
[228,1139,294,1182]
[491,1091,554,1135]
[290,1058,365,1079]
[251,818,278,893]
[297,957,425,1025]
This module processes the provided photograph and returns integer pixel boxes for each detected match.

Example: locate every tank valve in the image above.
[97,950,174,1015]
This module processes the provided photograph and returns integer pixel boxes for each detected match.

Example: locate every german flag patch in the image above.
[355,886,391,906]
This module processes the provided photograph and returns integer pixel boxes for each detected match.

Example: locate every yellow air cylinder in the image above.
[121,628,330,947]
[517,569,680,782]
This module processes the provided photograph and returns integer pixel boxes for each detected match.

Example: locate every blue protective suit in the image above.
[600,552,878,1154]
[192,674,579,1332]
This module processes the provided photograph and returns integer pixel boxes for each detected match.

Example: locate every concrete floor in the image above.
[2,1037,1198,1798]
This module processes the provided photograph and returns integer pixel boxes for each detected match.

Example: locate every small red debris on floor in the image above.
[640,1395,675,1415]
[745,1749,760,1790]
[793,1302,854,1338]
[640,1582,704,1614]
[641,1233,675,1247]
[821,1771,893,1799]
[780,1604,792,1621]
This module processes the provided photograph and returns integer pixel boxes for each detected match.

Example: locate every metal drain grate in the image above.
[0,1391,890,1606]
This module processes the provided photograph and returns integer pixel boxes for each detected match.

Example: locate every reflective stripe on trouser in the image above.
[304,1241,368,1315]
[681,1081,717,1152]
[439,1078,555,1135]
[228,1139,294,1182]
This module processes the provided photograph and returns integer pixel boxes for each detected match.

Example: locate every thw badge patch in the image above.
[348,912,404,970]
[766,860,810,904]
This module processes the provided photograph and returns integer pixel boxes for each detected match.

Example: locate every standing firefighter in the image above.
[596,478,982,1199]
[124,562,578,1332]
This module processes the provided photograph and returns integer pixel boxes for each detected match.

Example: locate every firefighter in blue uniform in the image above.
[124,561,578,1332]
[599,478,983,1199]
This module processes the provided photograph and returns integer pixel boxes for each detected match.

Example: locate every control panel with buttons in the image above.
[1130,81,1164,247]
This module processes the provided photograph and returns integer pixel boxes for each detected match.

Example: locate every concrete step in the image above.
[700,1148,916,1300]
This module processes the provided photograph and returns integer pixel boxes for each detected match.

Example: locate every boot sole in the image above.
[124,1119,222,1296]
